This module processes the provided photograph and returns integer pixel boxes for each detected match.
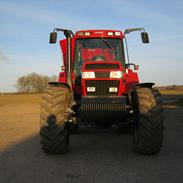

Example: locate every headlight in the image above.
[110,71,123,78]
[82,72,95,78]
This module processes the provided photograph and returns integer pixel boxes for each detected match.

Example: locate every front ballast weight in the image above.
[80,96,128,123]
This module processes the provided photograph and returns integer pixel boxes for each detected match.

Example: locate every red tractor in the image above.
[40,28,164,155]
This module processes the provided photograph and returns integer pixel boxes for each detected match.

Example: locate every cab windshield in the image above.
[74,38,125,75]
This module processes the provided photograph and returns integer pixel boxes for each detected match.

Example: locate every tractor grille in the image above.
[85,80,119,96]
[85,63,119,70]
[81,96,126,112]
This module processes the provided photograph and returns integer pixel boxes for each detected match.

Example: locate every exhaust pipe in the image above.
[49,28,74,89]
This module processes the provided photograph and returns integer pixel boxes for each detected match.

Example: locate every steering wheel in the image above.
[92,55,106,61]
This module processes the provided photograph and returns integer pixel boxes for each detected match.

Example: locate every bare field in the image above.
[159,90,183,95]
[0,94,183,183]
[0,94,41,151]
[0,94,42,106]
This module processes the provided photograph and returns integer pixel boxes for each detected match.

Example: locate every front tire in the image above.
[40,86,71,154]
[132,87,164,155]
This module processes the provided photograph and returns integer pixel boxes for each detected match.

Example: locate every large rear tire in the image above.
[40,86,71,154]
[132,87,164,155]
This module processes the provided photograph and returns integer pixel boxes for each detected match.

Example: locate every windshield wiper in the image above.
[101,38,113,49]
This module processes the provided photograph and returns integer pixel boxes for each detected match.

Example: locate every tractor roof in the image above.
[75,30,123,39]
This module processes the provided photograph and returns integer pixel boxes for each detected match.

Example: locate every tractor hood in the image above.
[82,61,123,71]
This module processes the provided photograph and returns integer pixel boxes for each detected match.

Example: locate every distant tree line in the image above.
[15,72,57,93]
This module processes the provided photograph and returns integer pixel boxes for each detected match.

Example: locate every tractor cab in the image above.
[57,29,147,98]
[73,30,126,97]
[74,30,125,75]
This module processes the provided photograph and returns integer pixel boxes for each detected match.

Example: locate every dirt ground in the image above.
[0,94,183,183]
[0,94,41,151]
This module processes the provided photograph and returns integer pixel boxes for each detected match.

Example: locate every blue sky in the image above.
[0,0,183,92]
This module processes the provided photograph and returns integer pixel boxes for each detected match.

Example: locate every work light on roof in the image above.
[78,32,84,36]
[84,32,91,36]
[115,32,121,36]
[107,32,114,36]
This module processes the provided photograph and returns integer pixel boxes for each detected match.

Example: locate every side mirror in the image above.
[49,32,57,44]
[141,32,149,43]
[134,65,139,70]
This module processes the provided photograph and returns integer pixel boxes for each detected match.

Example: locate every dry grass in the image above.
[0,94,42,106]
[0,94,41,151]
[159,90,183,95]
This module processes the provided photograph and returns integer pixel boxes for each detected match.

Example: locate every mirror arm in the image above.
[124,28,145,36]
[53,28,74,38]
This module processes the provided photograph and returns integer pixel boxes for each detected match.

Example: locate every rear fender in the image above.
[48,82,71,90]
[134,82,155,89]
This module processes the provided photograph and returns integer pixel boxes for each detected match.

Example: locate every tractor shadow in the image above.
[0,130,134,183]
[1,95,183,183]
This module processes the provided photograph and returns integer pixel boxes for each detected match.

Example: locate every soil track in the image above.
[0,94,183,183]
